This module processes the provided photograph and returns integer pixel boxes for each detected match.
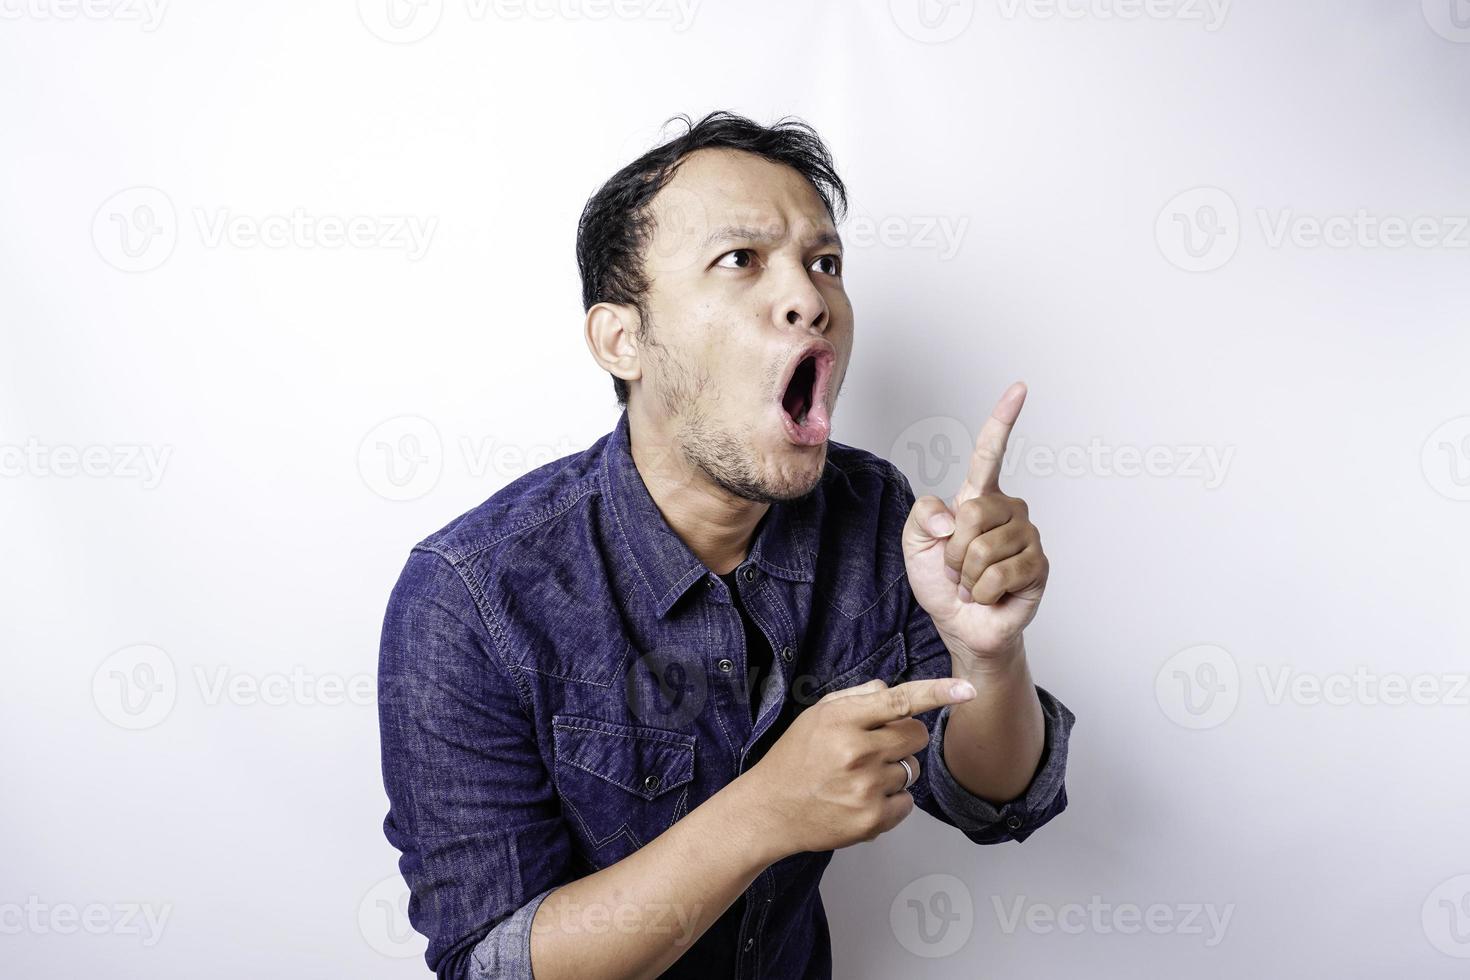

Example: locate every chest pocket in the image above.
[552,714,696,868]
[808,631,909,701]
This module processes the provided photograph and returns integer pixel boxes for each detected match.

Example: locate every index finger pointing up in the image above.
[956,381,1027,504]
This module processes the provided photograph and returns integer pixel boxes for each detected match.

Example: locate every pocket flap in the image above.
[811,631,908,697]
[552,715,695,801]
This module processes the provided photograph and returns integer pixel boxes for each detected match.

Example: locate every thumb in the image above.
[903,495,956,556]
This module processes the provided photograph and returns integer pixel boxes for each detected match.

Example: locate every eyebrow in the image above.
[702,225,844,252]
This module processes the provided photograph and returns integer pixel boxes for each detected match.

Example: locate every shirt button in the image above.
[643,774,661,792]
[743,937,754,951]
[705,577,717,589]
[740,566,758,582]
[1005,815,1024,831]
[780,645,793,663]
[717,658,734,672]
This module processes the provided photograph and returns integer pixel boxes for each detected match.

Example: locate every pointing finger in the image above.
[956,381,1026,505]
[841,677,977,728]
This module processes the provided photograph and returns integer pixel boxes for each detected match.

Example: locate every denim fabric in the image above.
[377,408,1075,979]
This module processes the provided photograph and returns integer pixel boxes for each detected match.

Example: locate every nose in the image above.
[776,266,829,334]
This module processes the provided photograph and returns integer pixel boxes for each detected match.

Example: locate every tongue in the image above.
[778,356,829,446]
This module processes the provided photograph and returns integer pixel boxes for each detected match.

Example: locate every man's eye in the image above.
[811,254,842,276]
[715,249,756,269]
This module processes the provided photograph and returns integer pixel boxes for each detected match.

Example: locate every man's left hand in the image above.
[900,381,1049,673]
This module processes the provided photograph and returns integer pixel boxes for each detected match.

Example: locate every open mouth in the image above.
[776,344,834,447]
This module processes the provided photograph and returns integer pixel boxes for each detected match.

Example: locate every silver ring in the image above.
[897,758,916,790]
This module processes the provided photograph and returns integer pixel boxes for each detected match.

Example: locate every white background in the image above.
[3,0,1469,976]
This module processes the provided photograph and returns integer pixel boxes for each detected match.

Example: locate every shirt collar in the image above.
[601,409,817,619]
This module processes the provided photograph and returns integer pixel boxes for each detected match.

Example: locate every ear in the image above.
[584,301,642,387]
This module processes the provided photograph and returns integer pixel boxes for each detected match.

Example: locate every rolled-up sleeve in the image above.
[886,463,1076,845]
[378,546,573,979]
[902,605,1076,844]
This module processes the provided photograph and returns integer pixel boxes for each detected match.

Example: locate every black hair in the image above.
[575,110,848,408]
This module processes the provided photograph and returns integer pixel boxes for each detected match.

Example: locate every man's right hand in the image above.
[741,676,977,857]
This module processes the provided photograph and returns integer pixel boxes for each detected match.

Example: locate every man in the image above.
[377,110,1075,979]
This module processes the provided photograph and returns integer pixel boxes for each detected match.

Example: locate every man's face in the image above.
[634,147,853,504]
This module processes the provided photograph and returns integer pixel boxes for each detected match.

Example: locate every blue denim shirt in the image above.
[377,409,1075,979]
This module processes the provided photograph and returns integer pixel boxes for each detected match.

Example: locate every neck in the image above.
[627,407,768,577]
